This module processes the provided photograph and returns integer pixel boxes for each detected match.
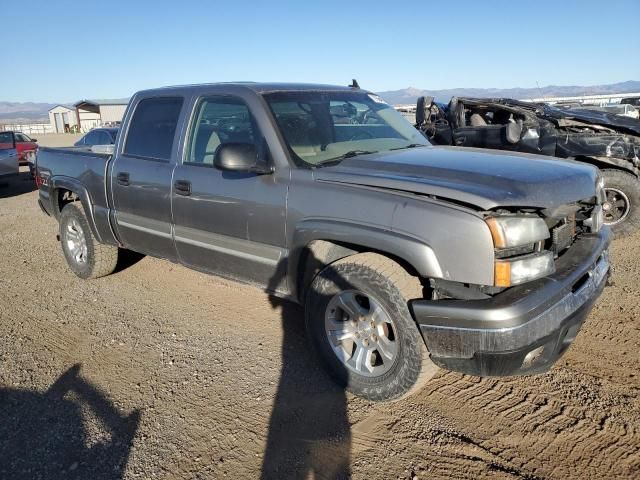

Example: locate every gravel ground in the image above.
[34,134,84,148]
[0,170,639,479]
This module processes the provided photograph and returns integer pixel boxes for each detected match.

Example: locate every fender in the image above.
[288,219,443,301]
[50,176,117,245]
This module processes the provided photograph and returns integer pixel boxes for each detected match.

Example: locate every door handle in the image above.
[174,180,191,196]
[117,172,130,186]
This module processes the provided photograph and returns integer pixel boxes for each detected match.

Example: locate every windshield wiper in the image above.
[314,150,378,167]
[388,143,428,151]
[336,149,378,158]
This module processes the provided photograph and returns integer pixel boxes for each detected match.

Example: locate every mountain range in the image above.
[1,80,639,123]
[376,80,640,105]
[0,102,57,123]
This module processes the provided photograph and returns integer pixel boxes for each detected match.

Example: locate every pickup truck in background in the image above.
[0,131,38,165]
[74,127,119,149]
[35,83,611,402]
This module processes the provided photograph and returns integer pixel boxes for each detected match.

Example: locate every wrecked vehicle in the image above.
[415,96,640,235]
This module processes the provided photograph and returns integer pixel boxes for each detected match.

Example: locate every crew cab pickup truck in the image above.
[35,83,611,401]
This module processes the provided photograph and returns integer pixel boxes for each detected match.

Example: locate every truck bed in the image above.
[36,146,112,203]
[36,146,116,244]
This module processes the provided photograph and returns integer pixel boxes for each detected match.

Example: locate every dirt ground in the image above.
[35,133,84,148]
[0,168,639,479]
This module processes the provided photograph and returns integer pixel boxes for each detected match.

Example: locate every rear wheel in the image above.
[59,202,118,279]
[305,253,439,402]
[601,169,640,237]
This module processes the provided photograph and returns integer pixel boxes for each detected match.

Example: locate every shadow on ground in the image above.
[0,171,36,199]
[0,364,140,480]
[261,252,353,480]
[114,249,146,274]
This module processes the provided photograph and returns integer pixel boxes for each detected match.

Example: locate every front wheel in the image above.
[305,253,439,402]
[59,202,118,279]
[601,169,640,237]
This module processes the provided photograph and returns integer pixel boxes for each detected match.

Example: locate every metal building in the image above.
[74,98,129,132]
[48,105,79,133]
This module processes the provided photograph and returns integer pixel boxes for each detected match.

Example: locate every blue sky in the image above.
[2,0,638,102]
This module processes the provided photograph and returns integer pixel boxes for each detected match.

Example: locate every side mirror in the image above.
[31,138,38,142]
[214,142,272,174]
[415,96,434,126]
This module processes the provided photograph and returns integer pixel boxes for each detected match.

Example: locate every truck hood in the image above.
[315,146,598,210]
[542,105,640,136]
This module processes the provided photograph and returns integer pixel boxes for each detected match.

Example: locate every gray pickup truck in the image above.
[36,83,611,401]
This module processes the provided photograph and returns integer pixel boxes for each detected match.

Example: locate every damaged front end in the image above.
[411,194,611,377]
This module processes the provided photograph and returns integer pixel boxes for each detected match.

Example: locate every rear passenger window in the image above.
[186,97,258,166]
[98,131,112,144]
[83,131,100,145]
[125,97,183,161]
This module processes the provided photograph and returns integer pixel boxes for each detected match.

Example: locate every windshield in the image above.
[264,91,429,166]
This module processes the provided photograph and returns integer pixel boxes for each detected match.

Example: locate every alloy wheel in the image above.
[324,290,398,377]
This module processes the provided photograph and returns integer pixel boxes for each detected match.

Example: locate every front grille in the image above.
[549,214,576,256]
[551,220,574,254]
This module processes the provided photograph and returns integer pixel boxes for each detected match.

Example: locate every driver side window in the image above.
[187,97,258,167]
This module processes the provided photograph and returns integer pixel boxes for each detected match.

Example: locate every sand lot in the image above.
[35,133,84,148]
[0,170,639,479]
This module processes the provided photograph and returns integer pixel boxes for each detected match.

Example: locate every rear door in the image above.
[171,95,288,286]
[110,96,185,260]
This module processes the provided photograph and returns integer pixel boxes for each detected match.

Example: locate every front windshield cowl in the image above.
[264,90,430,168]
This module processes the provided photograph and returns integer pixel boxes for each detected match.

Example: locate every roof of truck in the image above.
[137,82,365,96]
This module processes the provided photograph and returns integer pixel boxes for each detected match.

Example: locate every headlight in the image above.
[487,215,554,287]
[486,216,549,248]
[495,251,555,287]
[584,205,603,233]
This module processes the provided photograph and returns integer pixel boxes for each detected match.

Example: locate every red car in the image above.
[0,131,38,165]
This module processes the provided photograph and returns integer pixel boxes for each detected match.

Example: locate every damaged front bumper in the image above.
[411,228,611,376]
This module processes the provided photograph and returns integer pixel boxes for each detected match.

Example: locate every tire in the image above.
[601,169,640,237]
[59,202,118,279]
[305,252,439,402]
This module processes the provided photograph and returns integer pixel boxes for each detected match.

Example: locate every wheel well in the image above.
[296,239,423,303]
[54,188,80,216]
[575,156,639,177]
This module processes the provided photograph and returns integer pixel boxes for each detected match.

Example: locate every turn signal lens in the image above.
[495,251,555,287]
[494,261,512,287]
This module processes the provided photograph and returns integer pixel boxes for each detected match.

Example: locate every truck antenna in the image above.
[350,79,360,89]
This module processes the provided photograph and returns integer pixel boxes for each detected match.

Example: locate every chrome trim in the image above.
[116,212,172,239]
[174,225,283,266]
[117,221,173,239]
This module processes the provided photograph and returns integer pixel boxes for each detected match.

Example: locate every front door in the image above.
[111,96,185,261]
[171,95,288,288]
